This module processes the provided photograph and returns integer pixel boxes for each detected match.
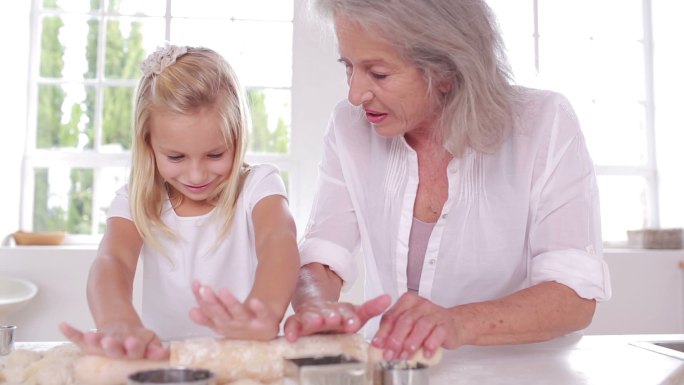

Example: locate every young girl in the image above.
[60,45,299,360]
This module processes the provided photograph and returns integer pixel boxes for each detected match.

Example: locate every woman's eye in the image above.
[371,72,388,80]
[208,152,224,159]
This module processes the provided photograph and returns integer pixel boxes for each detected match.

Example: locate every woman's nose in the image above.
[347,73,373,106]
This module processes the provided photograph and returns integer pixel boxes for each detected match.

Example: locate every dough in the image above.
[0,336,443,385]
[0,343,82,385]
[226,380,264,385]
[0,349,43,383]
[171,333,368,384]
[72,355,170,385]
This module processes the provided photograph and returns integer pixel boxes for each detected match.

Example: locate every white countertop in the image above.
[430,333,684,385]
[12,334,684,385]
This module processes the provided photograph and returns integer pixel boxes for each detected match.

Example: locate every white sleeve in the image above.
[244,164,288,211]
[298,107,360,290]
[528,95,611,301]
[107,184,133,221]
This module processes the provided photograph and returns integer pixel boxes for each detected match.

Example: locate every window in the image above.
[17,0,683,246]
[487,0,684,245]
[23,0,296,242]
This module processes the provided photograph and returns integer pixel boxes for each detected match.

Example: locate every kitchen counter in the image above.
[430,333,684,384]
[11,334,684,384]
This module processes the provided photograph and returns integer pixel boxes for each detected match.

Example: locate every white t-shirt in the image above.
[108,163,287,340]
[299,88,612,337]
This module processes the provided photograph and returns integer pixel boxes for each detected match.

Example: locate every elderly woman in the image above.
[284,0,611,361]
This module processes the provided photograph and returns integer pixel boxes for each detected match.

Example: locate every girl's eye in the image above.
[167,155,183,161]
[208,152,224,159]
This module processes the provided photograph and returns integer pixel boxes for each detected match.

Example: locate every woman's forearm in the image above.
[452,281,596,347]
[291,263,344,310]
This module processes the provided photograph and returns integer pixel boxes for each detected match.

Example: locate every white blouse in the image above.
[108,164,287,340]
[299,88,612,336]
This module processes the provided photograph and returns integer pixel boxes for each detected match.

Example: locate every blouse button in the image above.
[429,259,436,265]
[441,213,448,219]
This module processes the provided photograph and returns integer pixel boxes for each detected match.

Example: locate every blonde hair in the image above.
[130,46,250,253]
[310,0,519,157]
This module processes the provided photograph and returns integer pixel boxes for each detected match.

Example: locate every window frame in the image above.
[488,0,661,246]
[14,0,679,247]
[19,0,341,244]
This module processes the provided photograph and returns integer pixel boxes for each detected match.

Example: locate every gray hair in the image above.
[310,0,518,157]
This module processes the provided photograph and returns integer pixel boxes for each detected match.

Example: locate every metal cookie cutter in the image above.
[284,354,367,385]
[0,325,17,356]
[374,361,429,385]
[128,367,216,385]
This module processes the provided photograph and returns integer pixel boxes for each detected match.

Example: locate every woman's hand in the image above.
[59,322,168,360]
[283,294,391,342]
[189,280,280,341]
[371,292,463,361]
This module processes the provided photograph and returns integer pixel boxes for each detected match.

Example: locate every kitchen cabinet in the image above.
[585,249,684,335]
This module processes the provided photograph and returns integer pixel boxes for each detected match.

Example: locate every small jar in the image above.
[374,360,429,385]
[0,325,17,356]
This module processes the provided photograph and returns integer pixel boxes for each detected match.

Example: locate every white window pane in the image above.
[33,167,93,234]
[171,0,293,21]
[43,15,92,80]
[578,99,648,166]
[95,168,129,233]
[104,17,168,79]
[36,83,92,150]
[247,88,291,154]
[537,0,643,94]
[486,0,537,84]
[598,176,649,243]
[170,19,292,88]
[42,0,95,12]
[117,0,167,16]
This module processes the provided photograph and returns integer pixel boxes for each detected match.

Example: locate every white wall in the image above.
[585,249,684,335]
[3,246,682,341]
[0,2,30,238]
[0,246,143,342]
[290,0,346,229]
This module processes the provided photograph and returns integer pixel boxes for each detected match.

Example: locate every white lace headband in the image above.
[140,45,189,77]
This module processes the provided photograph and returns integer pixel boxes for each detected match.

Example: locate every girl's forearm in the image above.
[249,232,299,318]
[86,257,142,328]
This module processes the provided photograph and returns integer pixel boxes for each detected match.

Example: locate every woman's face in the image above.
[335,16,442,137]
[149,106,234,205]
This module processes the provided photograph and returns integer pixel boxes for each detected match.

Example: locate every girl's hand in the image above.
[59,322,168,360]
[190,280,280,340]
[371,292,460,361]
[283,294,391,342]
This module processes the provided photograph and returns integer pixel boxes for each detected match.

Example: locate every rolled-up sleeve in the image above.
[529,95,612,301]
[298,107,361,291]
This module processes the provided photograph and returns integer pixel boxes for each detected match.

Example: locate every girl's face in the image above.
[335,16,443,138]
[149,106,234,209]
